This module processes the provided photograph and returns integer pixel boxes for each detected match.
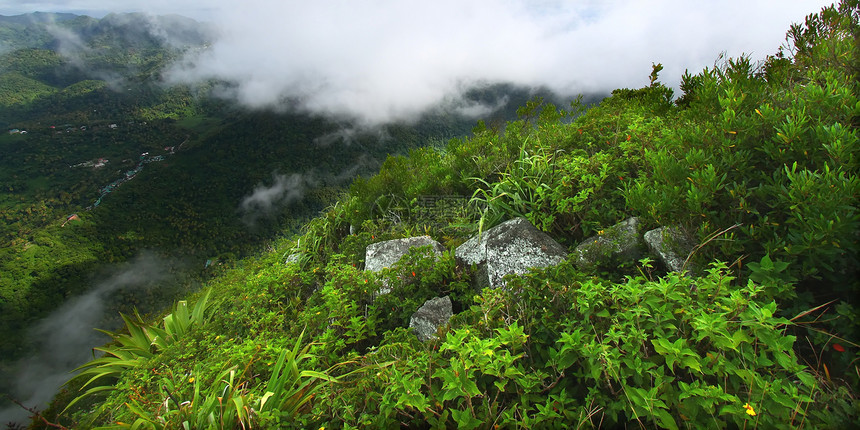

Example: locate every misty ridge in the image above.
[0,8,594,132]
[0,1,801,133]
[3,1,824,128]
[0,11,215,53]
[0,11,218,95]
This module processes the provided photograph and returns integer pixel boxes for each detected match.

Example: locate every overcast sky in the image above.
[0,0,836,124]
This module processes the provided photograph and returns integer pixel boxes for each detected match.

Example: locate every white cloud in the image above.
[1,0,837,123]
[164,0,834,123]
[240,172,313,225]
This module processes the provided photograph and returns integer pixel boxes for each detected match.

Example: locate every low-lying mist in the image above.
[0,253,190,426]
[161,0,833,125]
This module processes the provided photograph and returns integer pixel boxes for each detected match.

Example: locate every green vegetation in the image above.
[1,11,537,422]
[64,289,212,413]
[32,2,858,428]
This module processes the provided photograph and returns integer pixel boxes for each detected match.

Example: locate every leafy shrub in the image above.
[624,4,859,300]
[355,260,850,429]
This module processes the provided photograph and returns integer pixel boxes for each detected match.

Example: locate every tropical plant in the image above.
[64,289,212,412]
[106,364,253,430]
[363,260,849,429]
[258,330,340,420]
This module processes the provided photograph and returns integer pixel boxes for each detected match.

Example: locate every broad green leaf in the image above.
[654,408,680,430]
[774,352,795,369]
[681,356,702,373]
[451,409,482,430]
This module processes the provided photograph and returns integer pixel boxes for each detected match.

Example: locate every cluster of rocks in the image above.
[572,217,696,275]
[359,217,695,342]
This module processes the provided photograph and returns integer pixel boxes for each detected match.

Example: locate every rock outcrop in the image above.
[365,235,446,273]
[365,235,446,295]
[643,226,696,275]
[456,217,567,289]
[409,296,453,342]
[573,217,644,271]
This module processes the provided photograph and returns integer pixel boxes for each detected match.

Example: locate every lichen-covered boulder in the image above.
[573,217,644,271]
[456,217,567,289]
[365,236,446,295]
[643,226,696,275]
[409,296,453,342]
[365,236,446,272]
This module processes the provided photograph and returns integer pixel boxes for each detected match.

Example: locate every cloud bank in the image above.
[3,1,835,123]
[162,0,832,124]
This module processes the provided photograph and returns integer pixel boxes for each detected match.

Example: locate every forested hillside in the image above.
[0,11,568,426]
[31,2,859,429]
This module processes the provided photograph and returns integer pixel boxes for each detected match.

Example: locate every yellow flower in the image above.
[189,377,195,383]
[743,403,756,416]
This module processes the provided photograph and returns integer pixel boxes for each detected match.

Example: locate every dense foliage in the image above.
[0,11,529,415]
[17,1,860,428]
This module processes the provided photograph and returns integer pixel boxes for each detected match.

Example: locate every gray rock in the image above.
[573,217,644,271]
[284,253,301,265]
[365,235,446,273]
[409,296,453,341]
[454,230,492,288]
[643,226,696,275]
[365,236,446,295]
[456,217,567,289]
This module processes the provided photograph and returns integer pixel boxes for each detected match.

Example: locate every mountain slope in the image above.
[0,12,582,425]
[41,2,859,429]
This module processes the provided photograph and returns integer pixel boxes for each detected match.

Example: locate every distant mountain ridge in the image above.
[0,11,214,53]
[0,11,79,24]
[0,11,218,127]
